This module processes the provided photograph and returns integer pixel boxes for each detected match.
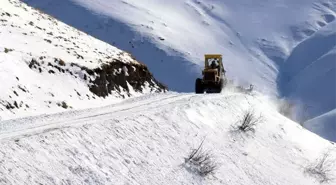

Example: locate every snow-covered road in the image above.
[0,92,192,140]
[0,90,334,185]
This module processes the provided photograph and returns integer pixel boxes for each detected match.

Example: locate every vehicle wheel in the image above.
[217,79,224,93]
[195,78,203,94]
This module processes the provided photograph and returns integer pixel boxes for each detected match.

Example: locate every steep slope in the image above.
[0,91,335,185]
[21,0,336,93]
[304,109,336,142]
[280,21,336,119]
[0,0,166,120]
[278,21,336,141]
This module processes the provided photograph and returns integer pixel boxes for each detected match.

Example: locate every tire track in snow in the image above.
[0,93,194,140]
[0,91,244,141]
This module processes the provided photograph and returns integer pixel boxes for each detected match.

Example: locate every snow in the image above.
[20,0,335,91]
[304,109,336,143]
[0,90,335,184]
[21,0,336,141]
[0,0,164,121]
[0,0,335,183]
[279,21,336,140]
[280,21,336,99]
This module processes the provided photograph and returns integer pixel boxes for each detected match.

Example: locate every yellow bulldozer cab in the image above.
[202,54,224,75]
[204,54,222,68]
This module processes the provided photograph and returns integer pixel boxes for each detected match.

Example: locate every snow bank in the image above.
[0,90,335,185]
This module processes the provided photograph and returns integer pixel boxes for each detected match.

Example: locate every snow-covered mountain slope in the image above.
[0,90,335,185]
[20,0,336,93]
[279,20,336,142]
[21,0,336,141]
[304,109,336,142]
[0,0,167,120]
[280,21,336,120]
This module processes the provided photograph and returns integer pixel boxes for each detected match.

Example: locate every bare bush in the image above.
[57,101,69,109]
[234,109,263,133]
[184,139,219,177]
[58,59,66,66]
[4,48,13,53]
[304,150,336,183]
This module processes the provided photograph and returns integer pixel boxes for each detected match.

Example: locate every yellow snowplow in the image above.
[195,54,227,93]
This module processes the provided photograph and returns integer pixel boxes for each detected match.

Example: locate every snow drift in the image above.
[0,90,335,185]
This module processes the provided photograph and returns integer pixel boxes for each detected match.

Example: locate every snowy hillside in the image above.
[22,0,336,141]
[280,21,335,114]
[0,90,335,184]
[20,0,336,92]
[304,109,336,142]
[280,20,336,142]
[0,0,166,120]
